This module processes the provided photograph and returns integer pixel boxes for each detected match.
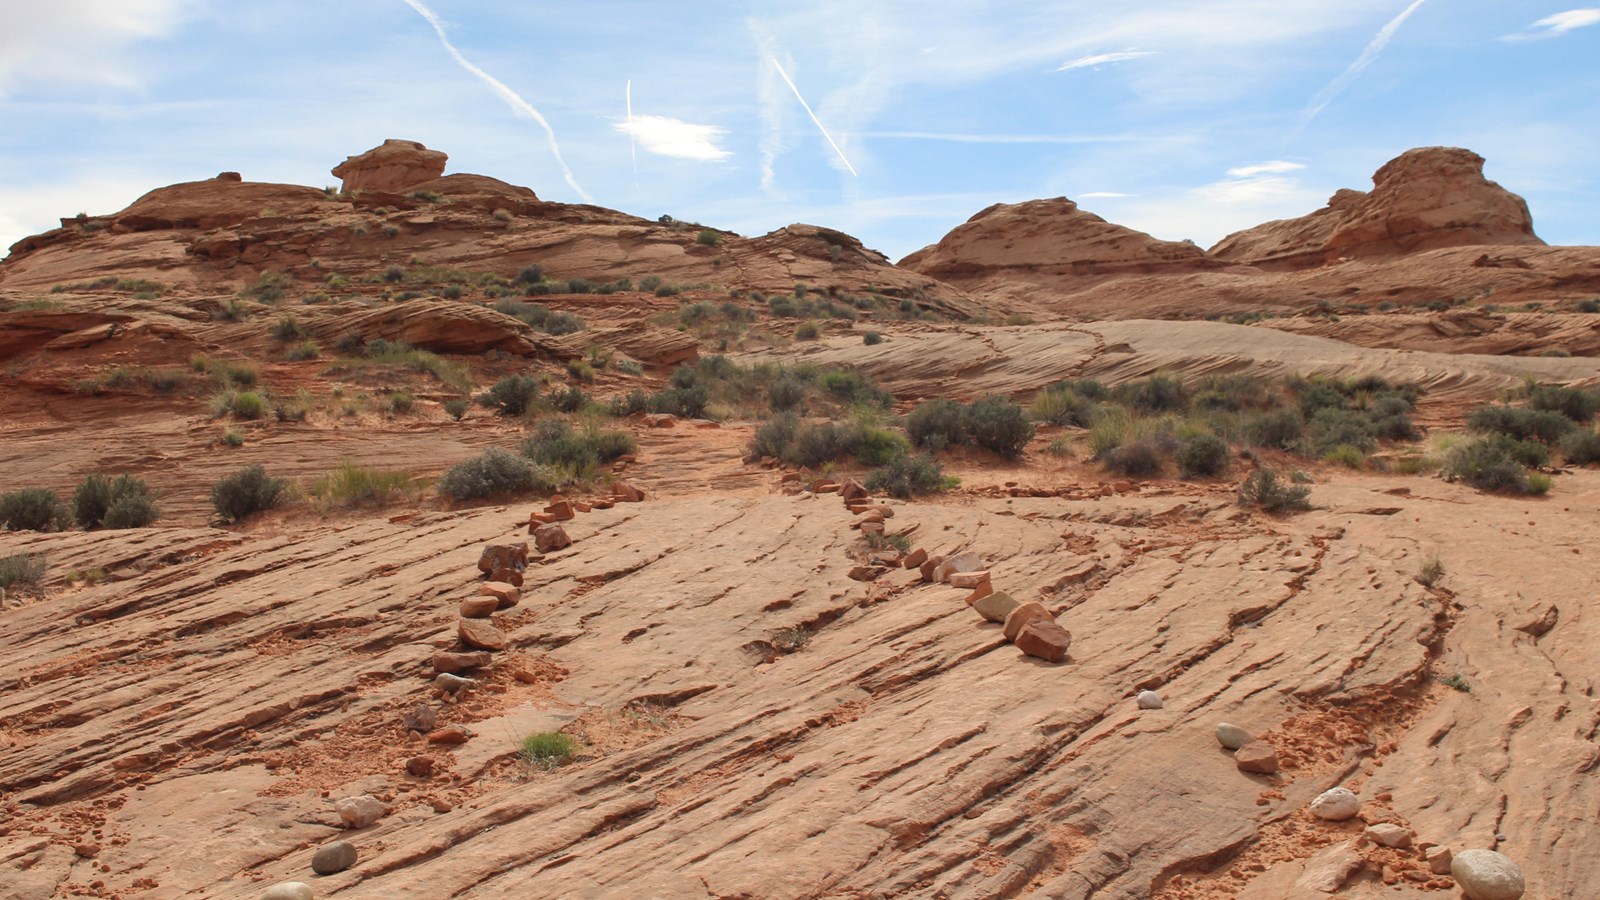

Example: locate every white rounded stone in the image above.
[1215,722,1252,750]
[1137,690,1164,709]
[261,883,314,900]
[1451,849,1525,900]
[1309,787,1361,821]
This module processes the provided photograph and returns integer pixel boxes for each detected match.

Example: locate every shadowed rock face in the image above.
[1211,147,1544,270]
[331,139,449,194]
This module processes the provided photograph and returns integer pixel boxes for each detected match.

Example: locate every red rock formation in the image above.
[332,139,449,193]
[1211,147,1544,270]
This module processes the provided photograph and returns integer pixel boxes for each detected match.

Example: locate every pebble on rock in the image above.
[311,840,357,875]
[405,755,436,777]
[401,702,435,733]
[1215,722,1252,751]
[1425,845,1453,875]
[1309,787,1361,821]
[1450,849,1525,900]
[261,883,315,900]
[1364,822,1412,849]
[1137,690,1164,710]
[432,672,473,694]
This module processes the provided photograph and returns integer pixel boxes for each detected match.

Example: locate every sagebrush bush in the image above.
[1105,440,1162,477]
[789,421,857,468]
[1441,438,1541,494]
[794,322,820,341]
[73,473,157,529]
[750,413,800,459]
[1175,433,1229,477]
[1031,385,1095,427]
[1523,384,1600,422]
[444,398,469,420]
[0,489,69,532]
[479,374,541,416]
[855,424,910,466]
[1467,405,1575,444]
[1559,428,1600,465]
[211,465,289,523]
[1303,407,1377,455]
[862,331,883,345]
[437,449,536,501]
[865,453,949,498]
[646,385,709,418]
[964,396,1034,458]
[1113,374,1188,413]
[768,377,806,412]
[907,399,967,451]
[0,553,48,589]
[1238,469,1312,513]
[1241,408,1304,449]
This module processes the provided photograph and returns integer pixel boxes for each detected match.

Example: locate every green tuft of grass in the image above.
[519,732,577,770]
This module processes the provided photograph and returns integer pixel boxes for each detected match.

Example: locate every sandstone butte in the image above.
[0,139,1596,899]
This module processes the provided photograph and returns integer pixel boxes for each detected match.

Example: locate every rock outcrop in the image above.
[1211,147,1543,270]
[332,139,449,193]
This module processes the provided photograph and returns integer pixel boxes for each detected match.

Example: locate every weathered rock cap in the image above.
[332,139,447,193]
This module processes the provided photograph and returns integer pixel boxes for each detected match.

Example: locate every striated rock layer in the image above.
[1211,147,1544,270]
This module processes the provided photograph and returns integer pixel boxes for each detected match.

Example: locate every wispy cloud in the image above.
[1080,191,1133,199]
[863,131,1145,145]
[615,115,732,161]
[1227,160,1305,177]
[399,0,593,203]
[0,0,198,97]
[1057,50,1158,72]
[1502,8,1600,41]
[1295,0,1430,135]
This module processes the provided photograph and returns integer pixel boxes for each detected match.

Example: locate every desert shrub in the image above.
[521,420,635,472]
[1558,428,1600,465]
[608,389,650,417]
[1237,469,1312,514]
[514,265,544,285]
[646,385,709,418]
[1441,438,1541,494]
[1303,408,1377,455]
[1323,444,1366,469]
[551,384,587,413]
[519,732,576,769]
[1104,440,1162,477]
[285,341,320,361]
[862,331,883,345]
[1031,385,1096,427]
[1113,374,1188,413]
[0,489,70,532]
[386,392,414,414]
[73,473,157,529]
[788,421,857,468]
[441,285,464,300]
[794,322,820,341]
[1577,299,1600,313]
[1088,405,1132,456]
[1175,433,1229,477]
[0,553,47,589]
[768,376,806,412]
[1467,405,1575,444]
[382,265,405,283]
[750,413,800,459]
[311,461,414,508]
[211,465,289,523]
[1191,375,1270,412]
[818,369,889,407]
[1240,408,1304,449]
[1523,384,1600,422]
[695,229,721,246]
[865,453,949,498]
[855,424,910,466]
[438,449,535,501]
[479,374,541,416]
[210,390,268,420]
[907,398,967,451]
[965,396,1034,458]
[271,316,304,341]
[102,493,160,529]
[544,311,585,335]
[441,398,469,421]
[1367,393,1418,441]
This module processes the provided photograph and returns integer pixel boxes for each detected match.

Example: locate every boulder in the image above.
[311,840,357,875]
[643,413,676,428]
[261,884,315,900]
[1425,845,1453,875]
[839,480,869,502]
[1292,840,1362,893]
[918,555,945,582]
[934,552,983,584]
[477,542,528,574]
[478,581,520,608]
[458,617,509,651]
[331,139,448,193]
[965,579,994,604]
[1136,690,1164,710]
[459,596,499,619]
[401,702,435,733]
[532,523,572,553]
[1309,787,1361,821]
[405,756,435,777]
[1450,849,1525,900]
[1234,741,1279,774]
[848,565,888,582]
[612,481,646,502]
[903,548,928,569]
[544,497,575,521]
[948,570,991,590]
[1364,823,1412,849]
[334,794,384,829]
[1015,620,1071,663]
[971,591,1023,624]
[489,566,524,587]
[426,724,471,745]
[1215,722,1253,751]
[1002,601,1054,642]
[432,672,473,694]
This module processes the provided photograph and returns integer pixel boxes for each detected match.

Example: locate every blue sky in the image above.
[2,1,1597,262]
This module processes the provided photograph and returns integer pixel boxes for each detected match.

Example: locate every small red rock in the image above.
[611,481,645,503]
[903,548,929,569]
[405,756,435,777]
[1015,620,1072,663]
[532,523,572,554]
[433,651,492,673]
[544,497,575,521]
[1002,602,1055,642]
[1234,741,1280,774]
[458,618,508,651]
[459,595,499,619]
[478,581,520,609]
[426,725,471,745]
[948,570,991,590]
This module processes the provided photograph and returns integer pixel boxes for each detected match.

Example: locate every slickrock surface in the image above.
[3,469,1596,897]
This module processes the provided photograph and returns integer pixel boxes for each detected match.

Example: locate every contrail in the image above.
[400,0,593,203]
[625,80,638,186]
[1293,0,1429,138]
[766,55,858,177]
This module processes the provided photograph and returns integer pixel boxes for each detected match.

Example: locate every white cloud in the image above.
[863,131,1145,145]
[0,0,200,97]
[1080,191,1133,198]
[0,175,159,258]
[615,115,732,161]
[1227,160,1306,177]
[1502,8,1600,40]
[1057,50,1158,72]
[1295,0,1431,134]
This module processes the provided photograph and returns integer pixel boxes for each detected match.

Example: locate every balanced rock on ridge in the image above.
[331,139,447,193]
